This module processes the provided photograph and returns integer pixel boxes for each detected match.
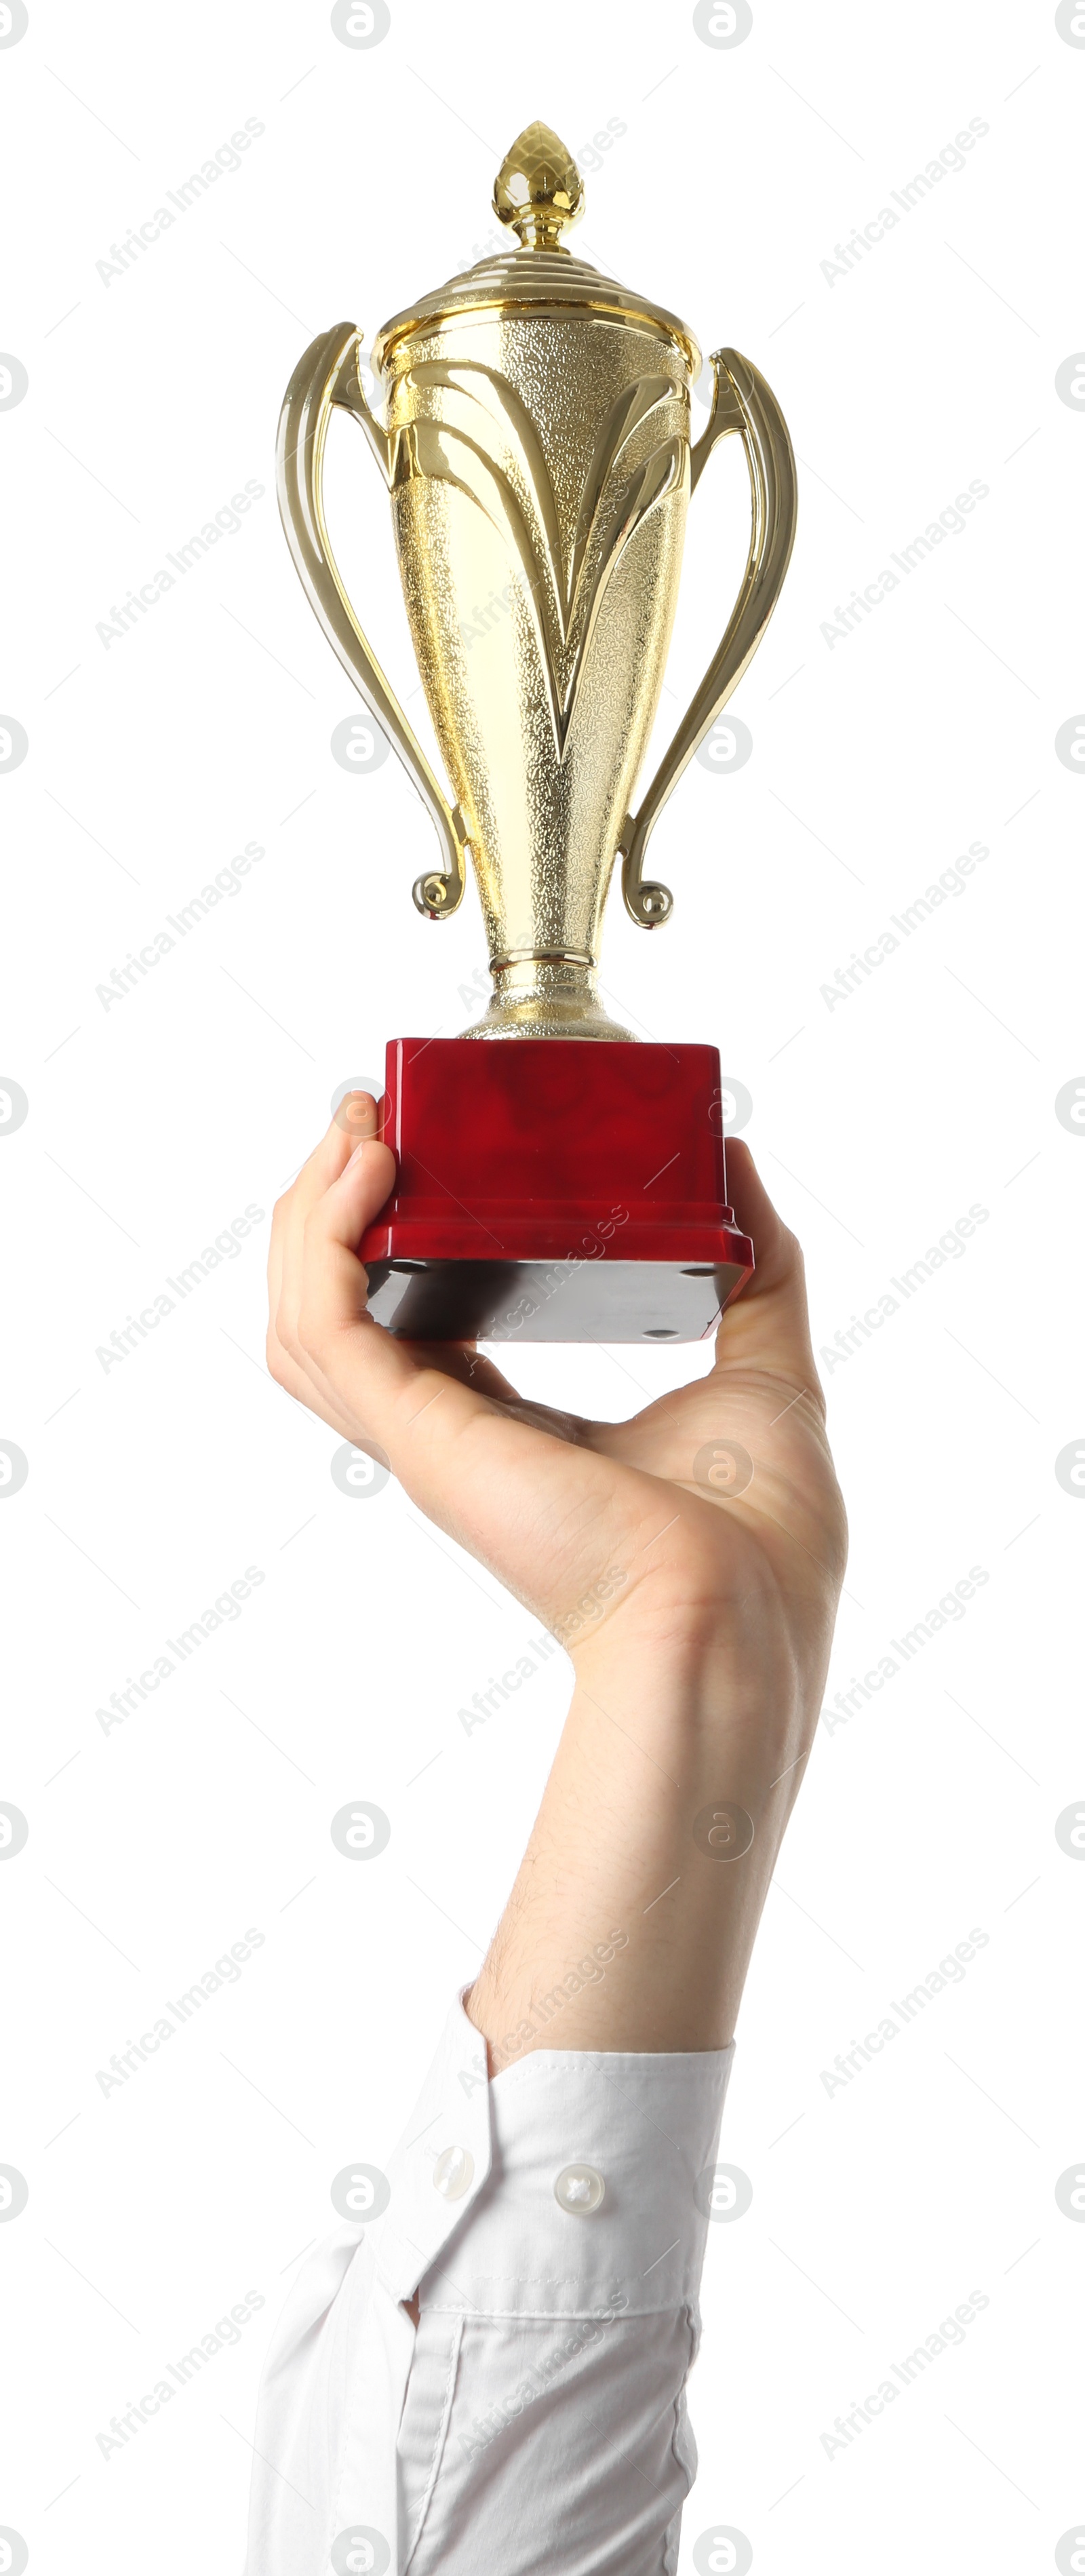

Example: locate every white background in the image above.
[1,1,1082,2569]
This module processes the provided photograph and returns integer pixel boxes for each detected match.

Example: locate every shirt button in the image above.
[433,2144,474,2201]
[554,2163,606,2214]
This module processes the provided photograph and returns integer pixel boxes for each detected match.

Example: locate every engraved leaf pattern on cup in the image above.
[389,358,688,754]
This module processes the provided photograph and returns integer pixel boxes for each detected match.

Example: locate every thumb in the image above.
[715,1140,824,1403]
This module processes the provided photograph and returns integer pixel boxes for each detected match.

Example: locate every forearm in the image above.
[467,1605,829,2065]
[253,1116,846,2576]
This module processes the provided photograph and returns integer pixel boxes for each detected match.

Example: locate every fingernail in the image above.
[334,1089,378,1137]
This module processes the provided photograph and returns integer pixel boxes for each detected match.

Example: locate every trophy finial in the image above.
[494,122,584,249]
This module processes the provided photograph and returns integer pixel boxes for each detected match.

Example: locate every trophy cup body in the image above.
[380,303,690,1040]
[277,124,797,1341]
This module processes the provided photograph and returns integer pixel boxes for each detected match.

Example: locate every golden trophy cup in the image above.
[277,121,797,1342]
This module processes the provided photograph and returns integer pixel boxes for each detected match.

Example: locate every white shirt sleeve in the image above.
[245,1993,734,2576]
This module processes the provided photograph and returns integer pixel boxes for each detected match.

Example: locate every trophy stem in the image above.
[462,950,634,1040]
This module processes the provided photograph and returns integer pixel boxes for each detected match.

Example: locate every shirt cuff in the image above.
[376,1989,735,2319]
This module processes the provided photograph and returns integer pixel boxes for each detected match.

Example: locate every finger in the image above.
[290,1142,594,1442]
[275,1097,382,1363]
[294,1133,412,1437]
[275,1114,593,1455]
[266,1110,384,1435]
[297,1146,549,1489]
[715,1139,823,1400]
[269,1095,377,1288]
[297,1148,660,1619]
[268,1100,366,1327]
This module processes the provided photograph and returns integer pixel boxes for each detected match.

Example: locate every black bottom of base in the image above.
[363,1258,747,1345]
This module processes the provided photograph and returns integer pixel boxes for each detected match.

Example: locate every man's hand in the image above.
[267,1094,846,2050]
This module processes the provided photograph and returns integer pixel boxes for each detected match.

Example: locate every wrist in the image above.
[568,1581,835,1915]
[569,1590,823,1769]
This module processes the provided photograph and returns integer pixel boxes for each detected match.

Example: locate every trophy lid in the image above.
[372,119,701,378]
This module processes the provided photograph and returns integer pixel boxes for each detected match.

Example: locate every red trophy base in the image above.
[359,1039,753,1344]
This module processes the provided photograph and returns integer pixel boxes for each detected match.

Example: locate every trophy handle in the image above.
[619,347,797,927]
[277,321,469,919]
